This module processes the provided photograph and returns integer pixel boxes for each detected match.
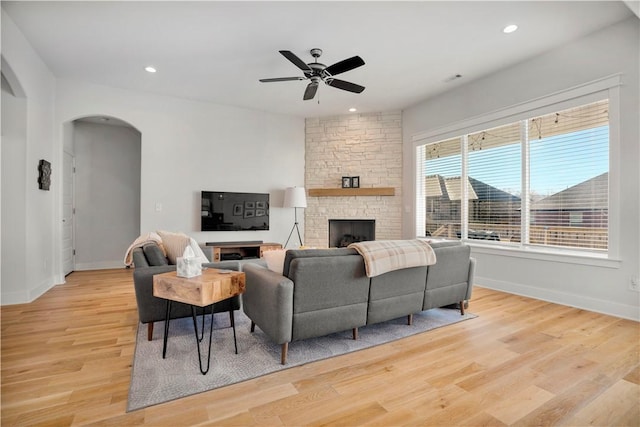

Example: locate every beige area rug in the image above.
[127,308,476,411]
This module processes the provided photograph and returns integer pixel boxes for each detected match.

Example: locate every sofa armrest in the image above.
[132,247,150,268]
[242,263,294,345]
[200,244,214,262]
[133,265,177,323]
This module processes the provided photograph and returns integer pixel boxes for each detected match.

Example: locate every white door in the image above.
[62,151,75,275]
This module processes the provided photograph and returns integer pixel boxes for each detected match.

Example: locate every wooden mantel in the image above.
[308,187,395,197]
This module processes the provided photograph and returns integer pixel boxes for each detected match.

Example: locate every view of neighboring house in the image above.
[531,172,608,228]
[424,173,608,249]
[424,174,521,239]
[530,172,609,249]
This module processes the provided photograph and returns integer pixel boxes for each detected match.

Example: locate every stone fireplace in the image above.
[328,219,375,248]
[304,112,403,248]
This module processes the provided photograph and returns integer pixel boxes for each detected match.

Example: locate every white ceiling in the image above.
[2,1,634,118]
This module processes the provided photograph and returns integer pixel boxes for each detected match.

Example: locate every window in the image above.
[416,98,609,253]
[528,101,609,250]
[416,137,462,238]
[468,123,522,243]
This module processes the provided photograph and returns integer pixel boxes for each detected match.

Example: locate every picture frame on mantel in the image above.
[342,177,352,188]
[351,176,360,188]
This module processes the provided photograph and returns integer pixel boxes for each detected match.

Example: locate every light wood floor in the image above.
[1,269,639,426]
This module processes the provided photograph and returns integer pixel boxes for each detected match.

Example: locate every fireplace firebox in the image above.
[328,219,375,248]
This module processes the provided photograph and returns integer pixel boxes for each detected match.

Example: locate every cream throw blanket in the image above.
[348,239,436,277]
[124,232,210,267]
[123,232,166,266]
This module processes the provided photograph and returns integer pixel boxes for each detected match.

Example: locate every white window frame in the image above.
[412,75,622,268]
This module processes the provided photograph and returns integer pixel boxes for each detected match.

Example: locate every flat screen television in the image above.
[201,191,270,231]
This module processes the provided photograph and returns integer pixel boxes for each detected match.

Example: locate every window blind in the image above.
[418,137,463,239]
[467,123,521,243]
[528,99,609,250]
[415,99,609,251]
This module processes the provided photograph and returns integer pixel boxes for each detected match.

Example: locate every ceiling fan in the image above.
[259,48,365,101]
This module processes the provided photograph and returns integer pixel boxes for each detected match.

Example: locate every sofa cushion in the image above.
[282,248,358,278]
[142,243,169,266]
[157,230,191,264]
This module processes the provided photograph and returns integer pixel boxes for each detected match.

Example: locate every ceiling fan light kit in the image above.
[260,48,365,101]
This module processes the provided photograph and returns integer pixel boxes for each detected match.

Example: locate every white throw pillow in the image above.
[263,249,287,275]
[157,230,191,264]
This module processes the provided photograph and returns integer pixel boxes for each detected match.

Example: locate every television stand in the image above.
[204,241,282,262]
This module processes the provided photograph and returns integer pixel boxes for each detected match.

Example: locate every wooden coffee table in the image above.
[153,268,245,374]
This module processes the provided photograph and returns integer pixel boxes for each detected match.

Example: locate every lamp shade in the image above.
[283,187,307,208]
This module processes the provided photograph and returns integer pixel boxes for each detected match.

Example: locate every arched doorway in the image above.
[63,116,141,273]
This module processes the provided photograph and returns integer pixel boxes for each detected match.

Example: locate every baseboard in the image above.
[1,289,30,305]
[29,277,56,302]
[74,261,124,271]
[1,277,55,305]
[476,276,640,321]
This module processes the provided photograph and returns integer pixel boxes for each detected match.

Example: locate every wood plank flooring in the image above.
[1,269,638,426]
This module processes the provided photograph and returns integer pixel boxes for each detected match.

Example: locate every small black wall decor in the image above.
[38,159,51,190]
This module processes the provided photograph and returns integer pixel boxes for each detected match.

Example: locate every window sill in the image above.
[465,241,622,269]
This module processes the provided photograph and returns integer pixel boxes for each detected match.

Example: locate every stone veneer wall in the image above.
[305,111,403,248]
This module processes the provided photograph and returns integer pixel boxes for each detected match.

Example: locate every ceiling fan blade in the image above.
[303,82,319,100]
[325,78,365,94]
[279,50,312,72]
[325,56,365,76]
[259,77,305,82]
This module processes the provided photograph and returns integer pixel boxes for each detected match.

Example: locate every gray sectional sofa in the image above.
[242,241,475,364]
[131,242,242,341]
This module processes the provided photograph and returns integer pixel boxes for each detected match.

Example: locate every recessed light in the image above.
[145,66,157,73]
[503,24,518,34]
[349,107,357,112]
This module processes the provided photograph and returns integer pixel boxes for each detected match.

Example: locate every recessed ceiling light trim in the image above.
[503,24,518,34]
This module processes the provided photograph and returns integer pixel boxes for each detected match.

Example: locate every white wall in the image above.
[1,10,56,304]
[1,8,305,305]
[73,121,141,269]
[402,17,640,320]
[1,70,28,302]
[54,79,305,262]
